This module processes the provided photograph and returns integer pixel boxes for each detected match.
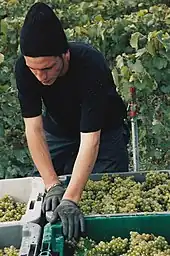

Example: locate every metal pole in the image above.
[131,116,140,172]
[129,87,140,172]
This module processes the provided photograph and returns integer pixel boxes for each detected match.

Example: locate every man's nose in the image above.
[36,70,47,82]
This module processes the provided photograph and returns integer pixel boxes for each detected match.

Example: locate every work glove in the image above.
[42,183,65,212]
[49,199,85,240]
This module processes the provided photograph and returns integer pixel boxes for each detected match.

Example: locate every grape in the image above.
[0,246,19,256]
[141,172,169,190]
[78,171,170,215]
[0,195,26,222]
[70,232,170,256]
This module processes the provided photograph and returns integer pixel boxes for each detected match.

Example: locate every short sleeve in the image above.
[15,57,42,118]
[80,73,107,133]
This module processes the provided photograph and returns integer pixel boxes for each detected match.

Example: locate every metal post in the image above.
[129,87,140,172]
[131,116,140,172]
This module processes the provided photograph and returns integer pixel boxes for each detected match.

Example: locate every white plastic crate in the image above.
[0,177,45,225]
[0,222,42,256]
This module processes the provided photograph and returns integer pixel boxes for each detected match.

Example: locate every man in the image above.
[15,2,129,240]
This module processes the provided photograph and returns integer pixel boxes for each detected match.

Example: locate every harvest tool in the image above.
[129,86,139,172]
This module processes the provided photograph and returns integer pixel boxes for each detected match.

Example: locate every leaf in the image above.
[146,40,155,56]
[14,149,26,163]
[165,18,170,25]
[121,81,132,101]
[0,84,9,93]
[130,32,141,50]
[127,60,144,73]
[116,55,124,69]
[137,9,148,17]
[129,74,138,82]
[121,66,130,79]
[80,27,88,36]
[152,57,168,70]
[147,20,154,27]
[154,150,162,160]
[0,124,4,137]
[80,15,89,24]
[165,14,170,25]
[161,50,170,61]
[0,53,4,64]
[112,68,119,87]
[75,26,81,35]
[88,26,97,38]
[157,32,170,51]
[5,166,19,179]
[94,15,104,23]
[135,80,146,90]
[160,85,170,94]
[133,60,144,73]
[1,20,8,43]
[135,48,146,58]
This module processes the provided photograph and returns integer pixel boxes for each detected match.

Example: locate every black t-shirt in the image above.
[15,42,127,138]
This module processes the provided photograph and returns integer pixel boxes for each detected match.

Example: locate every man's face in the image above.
[24,55,64,85]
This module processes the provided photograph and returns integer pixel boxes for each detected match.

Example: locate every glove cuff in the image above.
[61,199,78,207]
[46,182,62,192]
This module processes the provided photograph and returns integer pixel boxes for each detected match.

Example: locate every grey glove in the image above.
[42,183,65,212]
[49,199,85,240]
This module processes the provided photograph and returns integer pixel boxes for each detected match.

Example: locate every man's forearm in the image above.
[25,128,60,189]
[63,139,100,203]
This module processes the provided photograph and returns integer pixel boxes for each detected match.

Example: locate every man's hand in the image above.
[49,199,85,240]
[42,183,65,212]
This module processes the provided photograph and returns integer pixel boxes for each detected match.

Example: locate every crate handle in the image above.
[28,193,43,210]
[29,200,35,210]
[38,251,52,256]
[28,244,36,256]
[20,244,36,256]
[37,193,43,201]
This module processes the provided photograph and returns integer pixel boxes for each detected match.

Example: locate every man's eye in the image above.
[44,66,53,71]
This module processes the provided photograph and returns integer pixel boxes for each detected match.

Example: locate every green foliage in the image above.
[116,30,170,169]
[0,0,169,178]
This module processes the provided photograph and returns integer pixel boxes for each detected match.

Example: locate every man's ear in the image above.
[63,50,70,62]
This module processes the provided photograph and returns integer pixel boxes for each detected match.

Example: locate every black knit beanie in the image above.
[20,2,69,57]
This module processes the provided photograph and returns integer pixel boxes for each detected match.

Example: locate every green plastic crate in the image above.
[40,214,170,256]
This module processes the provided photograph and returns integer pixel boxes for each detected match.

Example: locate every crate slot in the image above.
[29,200,35,210]
[37,193,43,201]
[28,244,36,256]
